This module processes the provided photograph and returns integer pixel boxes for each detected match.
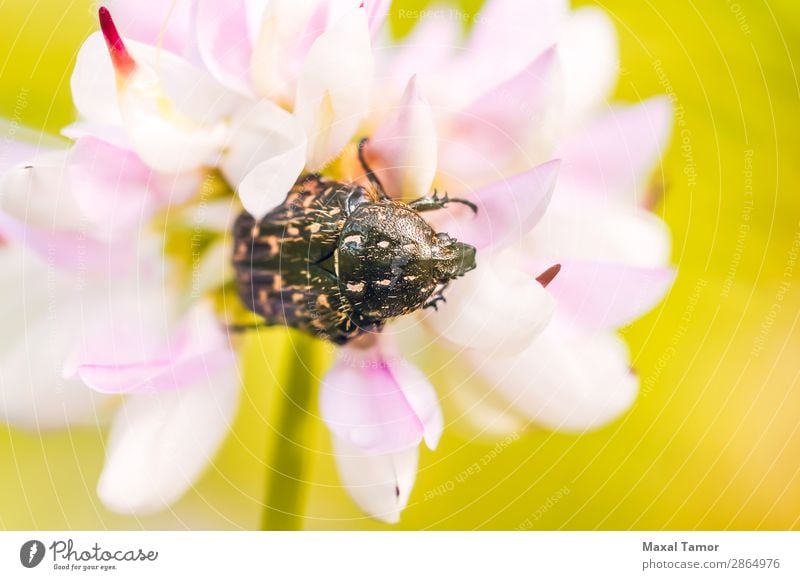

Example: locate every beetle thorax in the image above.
[335,204,439,320]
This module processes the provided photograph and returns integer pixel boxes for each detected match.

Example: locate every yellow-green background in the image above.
[1,0,798,530]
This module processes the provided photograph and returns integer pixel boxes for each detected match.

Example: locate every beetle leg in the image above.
[357,137,390,201]
[225,321,271,333]
[408,190,478,214]
[423,283,449,311]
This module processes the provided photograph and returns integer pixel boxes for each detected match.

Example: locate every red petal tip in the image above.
[98,6,136,78]
[536,263,561,288]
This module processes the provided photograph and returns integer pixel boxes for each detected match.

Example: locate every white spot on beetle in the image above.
[377,240,390,249]
[375,279,392,286]
[343,234,363,246]
[346,282,365,293]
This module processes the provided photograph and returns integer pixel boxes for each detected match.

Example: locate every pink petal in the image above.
[557,97,673,204]
[465,47,560,149]
[105,0,195,57]
[292,0,331,68]
[363,0,390,36]
[320,341,440,454]
[75,302,236,395]
[0,136,194,243]
[431,159,561,251]
[0,212,130,272]
[76,347,235,395]
[453,0,568,97]
[365,75,438,199]
[61,283,176,380]
[196,0,257,95]
[529,259,675,331]
[68,137,176,239]
[382,15,459,99]
[439,47,562,185]
[384,354,443,450]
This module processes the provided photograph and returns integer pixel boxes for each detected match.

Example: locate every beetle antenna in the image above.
[358,137,390,200]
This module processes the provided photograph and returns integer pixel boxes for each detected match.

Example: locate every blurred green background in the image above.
[1,0,799,530]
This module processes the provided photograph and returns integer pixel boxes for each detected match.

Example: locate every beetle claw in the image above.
[408,191,478,214]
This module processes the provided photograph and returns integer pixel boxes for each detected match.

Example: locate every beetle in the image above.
[232,139,477,344]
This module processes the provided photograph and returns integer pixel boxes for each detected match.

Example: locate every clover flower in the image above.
[0,0,673,524]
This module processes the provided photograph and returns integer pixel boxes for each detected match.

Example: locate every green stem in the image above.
[260,331,320,531]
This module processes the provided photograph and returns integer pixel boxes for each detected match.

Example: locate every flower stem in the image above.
[260,331,321,531]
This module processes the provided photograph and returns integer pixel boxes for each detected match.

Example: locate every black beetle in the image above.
[232,139,477,344]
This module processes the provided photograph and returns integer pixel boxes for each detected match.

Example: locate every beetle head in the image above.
[432,232,476,280]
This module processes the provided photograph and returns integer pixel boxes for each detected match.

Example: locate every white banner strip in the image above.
[0,531,797,578]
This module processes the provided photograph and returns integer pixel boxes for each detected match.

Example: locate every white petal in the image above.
[558,7,619,126]
[220,100,306,218]
[448,377,528,437]
[0,246,108,429]
[525,192,672,267]
[71,33,121,127]
[0,149,85,231]
[97,361,239,514]
[192,238,235,297]
[332,436,418,524]
[61,120,130,149]
[0,120,67,173]
[366,75,437,199]
[250,0,323,101]
[425,258,554,354]
[295,6,373,169]
[174,197,238,233]
[117,79,229,174]
[471,322,638,431]
[0,137,190,243]
[72,28,244,173]
[389,315,525,437]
